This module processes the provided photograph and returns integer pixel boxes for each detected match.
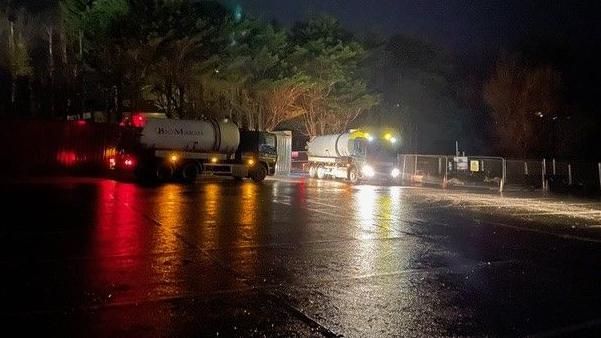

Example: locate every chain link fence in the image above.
[398,154,601,194]
[287,151,601,194]
[1,120,122,176]
[543,159,601,194]
[398,154,506,191]
[291,151,309,175]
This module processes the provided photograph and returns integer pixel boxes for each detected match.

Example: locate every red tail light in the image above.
[120,154,137,170]
[131,114,146,128]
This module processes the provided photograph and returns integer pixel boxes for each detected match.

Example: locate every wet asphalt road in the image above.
[2,176,601,337]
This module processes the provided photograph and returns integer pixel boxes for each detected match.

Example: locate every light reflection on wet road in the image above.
[1,176,601,337]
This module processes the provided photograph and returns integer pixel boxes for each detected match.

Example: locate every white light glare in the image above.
[362,164,375,177]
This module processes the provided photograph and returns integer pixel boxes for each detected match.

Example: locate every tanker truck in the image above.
[306,129,401,184]
[111,115,277,183]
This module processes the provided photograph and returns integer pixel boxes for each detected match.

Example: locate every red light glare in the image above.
[131,114,146,128]
[76,120,86,126]
[120,154,136,169]
[57,151,77,166]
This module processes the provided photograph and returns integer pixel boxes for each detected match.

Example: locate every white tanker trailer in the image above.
[306,129,401,184]
[112,115,277,183]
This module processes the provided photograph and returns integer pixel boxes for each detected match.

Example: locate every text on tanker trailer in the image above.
[306,129,401,184]
[112,116,277,183]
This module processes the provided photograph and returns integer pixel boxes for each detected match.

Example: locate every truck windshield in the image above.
[366,142,398,162]
[259,133,277,155]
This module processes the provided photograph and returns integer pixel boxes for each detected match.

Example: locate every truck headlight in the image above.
[391,168,400,178]
[361,164,375,177]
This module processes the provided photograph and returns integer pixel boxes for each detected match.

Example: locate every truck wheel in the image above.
[308,165,317,178]
[317,165,326,179]
[251,165,268,183]
[180,162,199,184]
[348,167,359,184]
[134,166,151,182]
[156,164,174,182]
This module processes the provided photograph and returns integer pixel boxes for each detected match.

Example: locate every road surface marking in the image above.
[512,210,601,216]
[487,221,601,244]
[529,317,601,337]
[304,260,518,285]
[273,200,341,217]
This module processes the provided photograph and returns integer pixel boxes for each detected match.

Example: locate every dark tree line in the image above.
[1,1,598,158]
[0,0,377,136]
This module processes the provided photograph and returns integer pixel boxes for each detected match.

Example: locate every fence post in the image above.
[443,156,448,189]
[524,161,529,175]
[552,158,557,175]
[414,154,418,176]
[413,154,418,183]
[542,159,548,191]
[499,158,506,193]
[568,164,572,186]
[438,157,442,187]
[598,162,601,192]
[401,155,407,184]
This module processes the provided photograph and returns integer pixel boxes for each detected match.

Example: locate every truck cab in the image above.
[237,130,278,177]
[362,139,400,182]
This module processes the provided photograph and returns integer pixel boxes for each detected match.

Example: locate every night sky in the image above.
[232,0,601,59]
[17,0,601,59]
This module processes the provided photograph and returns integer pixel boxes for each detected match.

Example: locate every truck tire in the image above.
[308,165,317,178]
[134,166,152,183]
[317,165,326,179]
[156,163,174,182]
[251,165,268,183]
[348,166,359,184]
[180,162,199,184]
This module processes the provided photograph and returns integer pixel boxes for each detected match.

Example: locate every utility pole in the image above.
[455,141,459,157]
[414,123,418,153]
[9,18,16,110]
[47,25,55,117]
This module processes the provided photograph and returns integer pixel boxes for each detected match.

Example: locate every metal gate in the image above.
[273,130,292,176]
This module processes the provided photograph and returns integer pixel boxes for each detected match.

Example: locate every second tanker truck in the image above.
[306,129,401,184]
[111,115,278,183]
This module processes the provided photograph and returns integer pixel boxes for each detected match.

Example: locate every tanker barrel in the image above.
[140,119,240,154]
[307,133,352,158]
